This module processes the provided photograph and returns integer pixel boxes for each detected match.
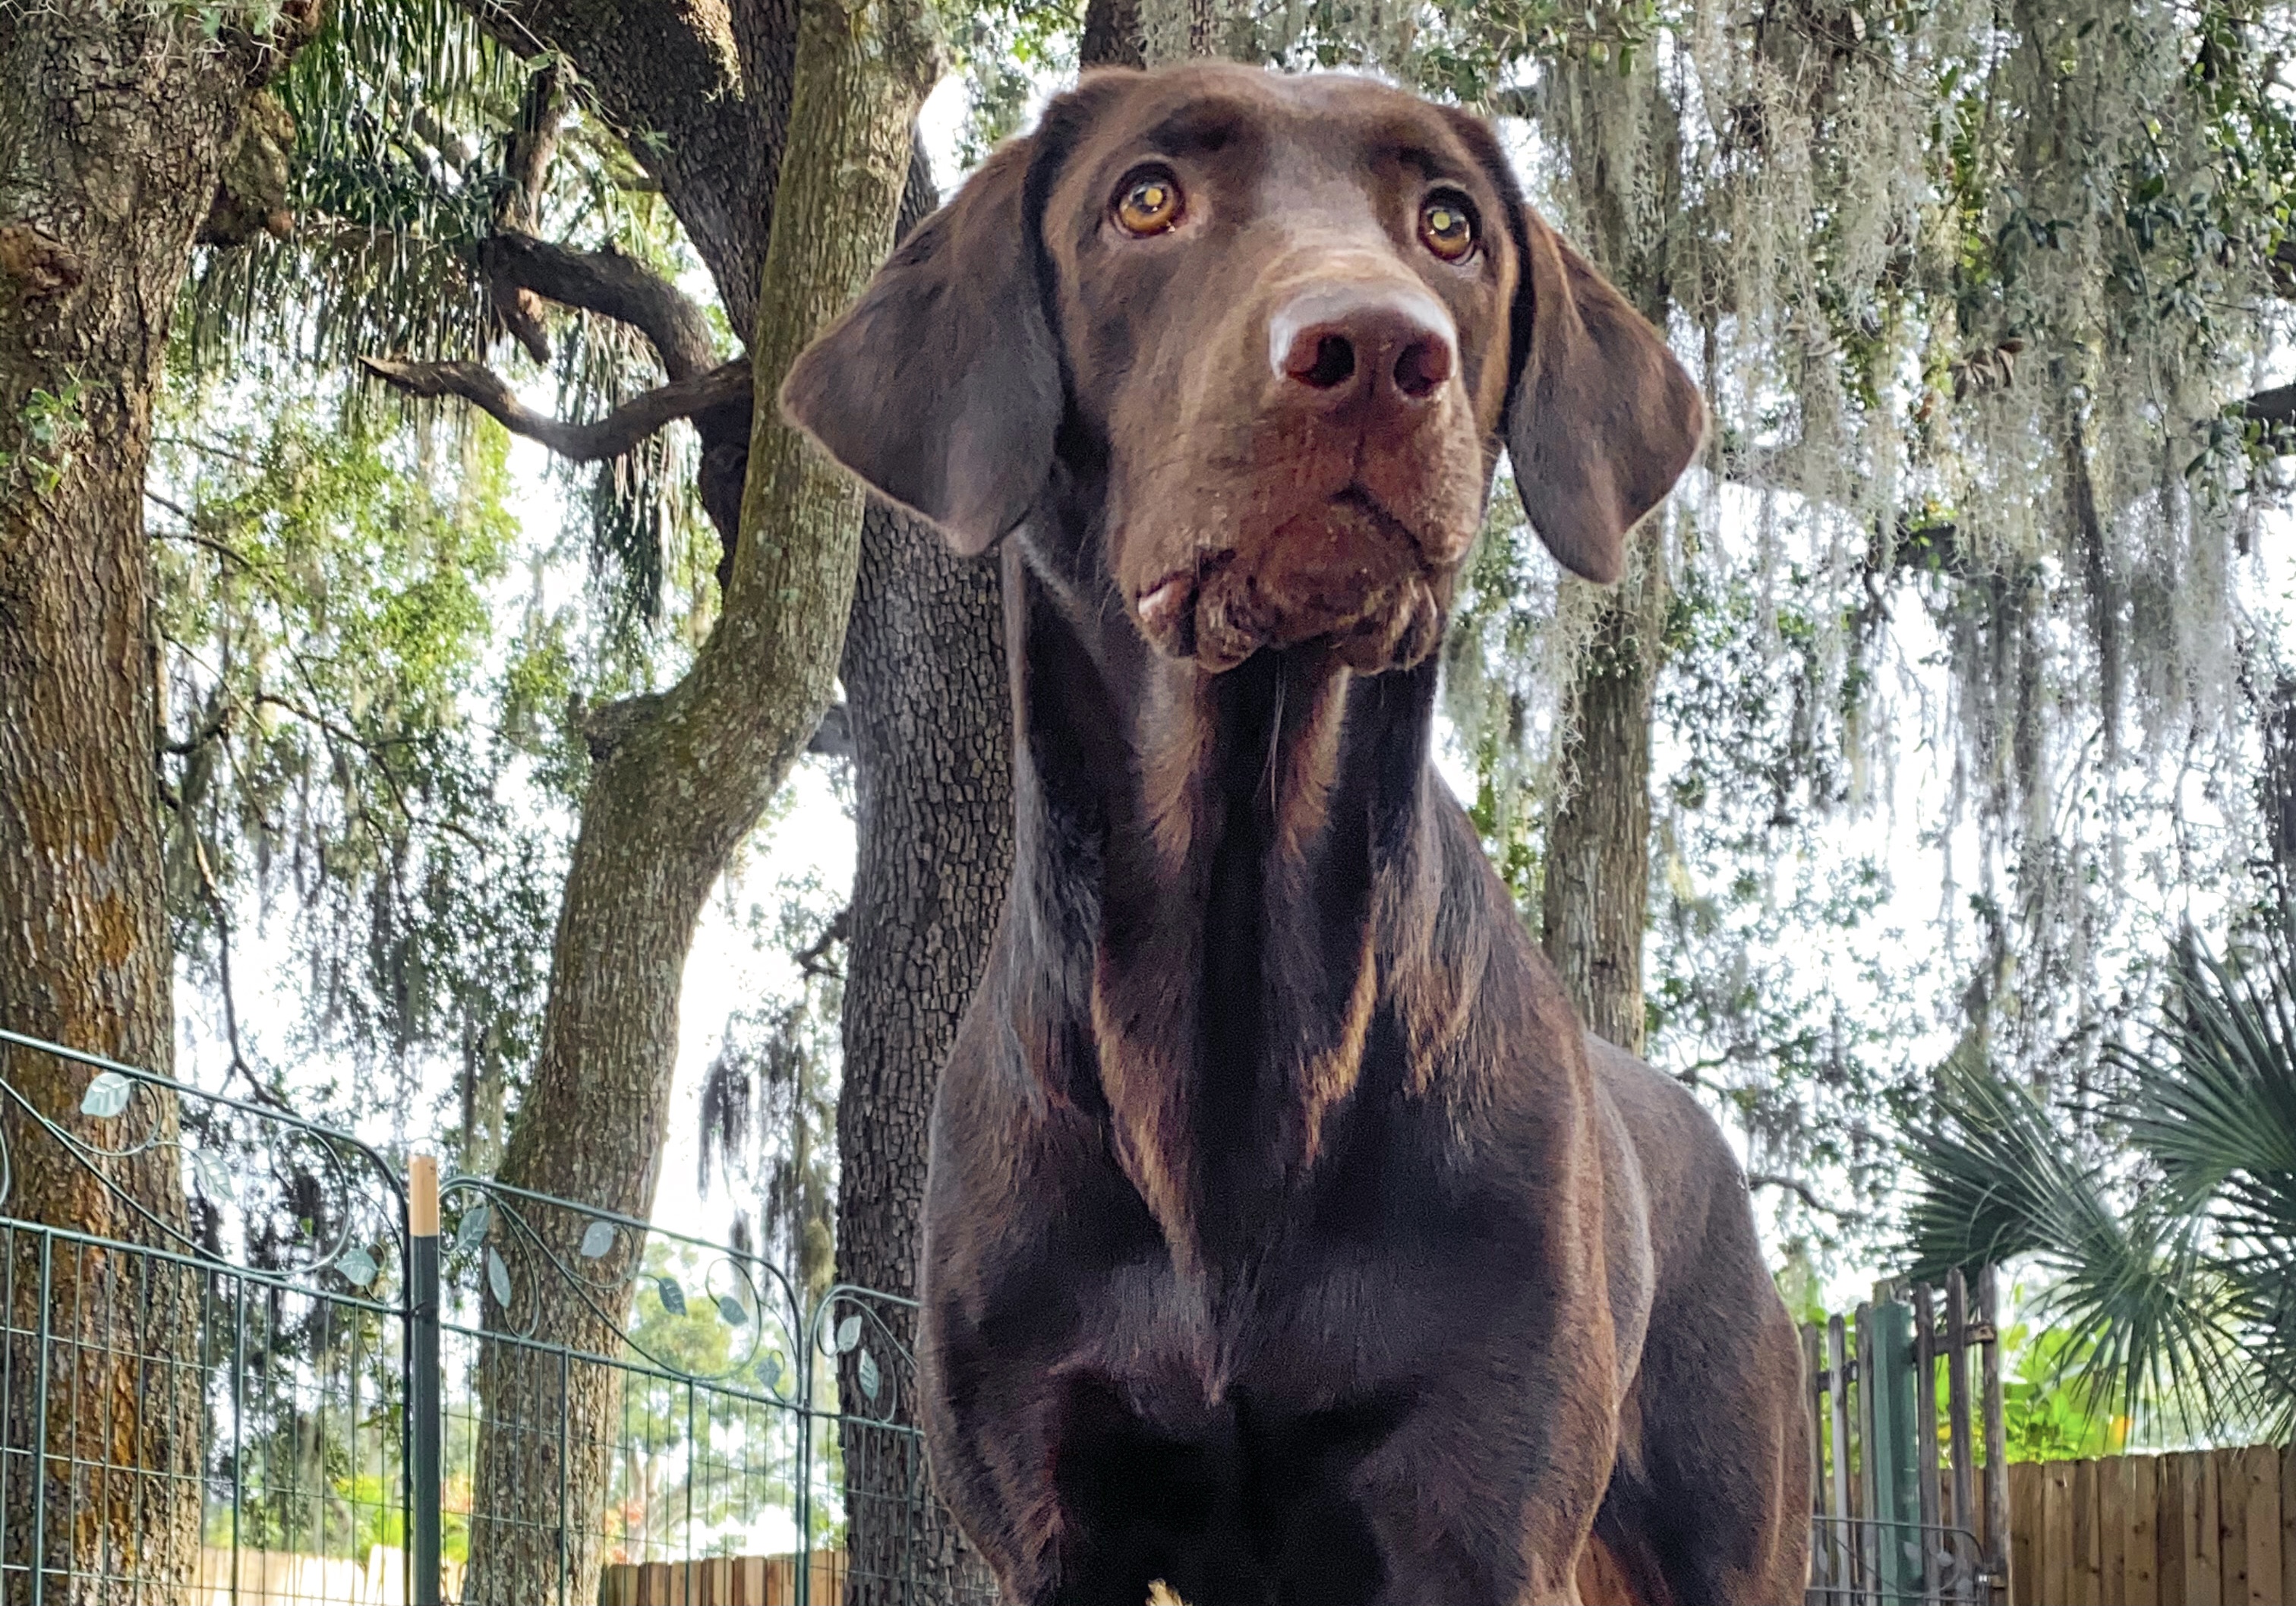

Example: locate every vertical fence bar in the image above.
[560,1348,572,1606]
[1946,1270,1975,1545]
[0,1229,16,1599]
[795,1333,814,1606]
[232,1270,246,1605]
[411,1156,443,1606]
[1805,1322,1830,1596]
[1872,1295,1922,1603]
[30,1233,50,1606]
[1914,1283,1942,1604]
[1979,1266,2010,1605]
[1856,1302,1881,1606]
[1828,1315,1856,1595]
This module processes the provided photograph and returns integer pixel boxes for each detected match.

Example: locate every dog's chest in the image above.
[1044,1145,1517,1434]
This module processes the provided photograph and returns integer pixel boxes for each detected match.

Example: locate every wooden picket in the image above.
[595,1549,847,1605]
[1995,1444,2296,1606]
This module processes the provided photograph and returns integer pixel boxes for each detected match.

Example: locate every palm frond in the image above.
[2115,938,2296,1220]
[2103,931,2296,1435]
[1903,1040,2250,1432]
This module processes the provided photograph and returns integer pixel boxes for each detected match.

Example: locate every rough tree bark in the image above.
[1537,59,1683,1055]
[456,0,941,1595]
[0,2,317,1598]
[1541,547,1670,1052]
[833,487,1012,1601]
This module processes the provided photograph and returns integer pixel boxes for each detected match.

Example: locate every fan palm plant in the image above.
[1903,928,2296,1443]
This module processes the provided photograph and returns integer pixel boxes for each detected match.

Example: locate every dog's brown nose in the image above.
[1269,284,1457,410]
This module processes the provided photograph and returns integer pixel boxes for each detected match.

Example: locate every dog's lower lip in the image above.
[1336,484,1419,551]
[1137,573,1191,625]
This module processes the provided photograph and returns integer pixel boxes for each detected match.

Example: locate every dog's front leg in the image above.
[1345,1334,1623,1606]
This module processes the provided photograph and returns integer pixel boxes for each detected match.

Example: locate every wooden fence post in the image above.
[1946,1271,1976,1547]
[2008,1462,2039,1606]
[2072,1458,2099,1606]
[2237,1442,2279,1606]
[1914,1284,1943,1600]
[1806,1322,1831,1595]
[2129,1453,2159,1606]
[1979,1267,2010,1604]
[2282,1439,2296,1606]
[1829,1314,1856,1594]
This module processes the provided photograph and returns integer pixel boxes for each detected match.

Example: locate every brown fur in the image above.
[784,62,1808,1606]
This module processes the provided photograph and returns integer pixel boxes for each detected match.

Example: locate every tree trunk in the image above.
[1541,548,1668,1052]
[0,5,311,1598]
[833,486,1011,1598]
[459,0,940,1594]
[1535,55,1681,1055]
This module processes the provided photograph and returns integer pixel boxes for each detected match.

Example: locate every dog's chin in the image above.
[1128,500,1459,675]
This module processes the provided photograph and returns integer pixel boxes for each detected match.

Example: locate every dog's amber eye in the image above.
[1419,194,1476,262]
[1115,170,1184,236]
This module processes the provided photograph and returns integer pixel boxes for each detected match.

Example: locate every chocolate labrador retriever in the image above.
[784,62,1809,1606]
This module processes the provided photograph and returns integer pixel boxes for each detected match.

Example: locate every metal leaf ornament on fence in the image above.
[454,1202,490,1255]
[190,1147,231,1198]
[858,1346,881,1402]
[487,1245,512,1307]
[718,1293,746,1327]
[338,1246,378,1288]
[657,1275,686,1317]
[835,1314,861,1353]
[579,1218,616,1259]
[80,1072,131,1119]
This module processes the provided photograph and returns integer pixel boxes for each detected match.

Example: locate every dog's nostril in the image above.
[1295,333,1356,390]
[1393,336,1452,399]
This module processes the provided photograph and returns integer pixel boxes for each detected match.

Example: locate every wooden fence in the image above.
[1806,1264,2296,1606]
[595,1550,848,1605]
[585,1443,2296,1606]
[2006,1444,2294,1606]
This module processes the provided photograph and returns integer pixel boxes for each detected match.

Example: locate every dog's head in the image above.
[783,63,1702,674]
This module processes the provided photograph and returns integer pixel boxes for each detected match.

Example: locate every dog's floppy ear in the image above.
[1504,207,1705,585]
[780,137,1059,556]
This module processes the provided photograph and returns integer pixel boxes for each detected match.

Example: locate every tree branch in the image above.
[792,905,850,980]
[488,66,573,364]
[2237,382,2296,435]
[357,355,751,462]
[456,0,783,330]
[806,700,852,759]
[482,231,718,380]
[1748,1172,1855,1219]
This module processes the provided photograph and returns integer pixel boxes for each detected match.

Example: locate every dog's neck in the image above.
[999,534,1452,1276]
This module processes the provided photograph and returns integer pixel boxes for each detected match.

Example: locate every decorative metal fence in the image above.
[0,1029,984,1606]
[1804,1268,2012,1606]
